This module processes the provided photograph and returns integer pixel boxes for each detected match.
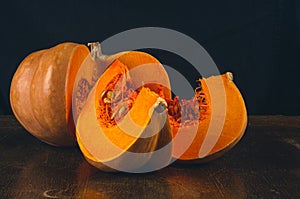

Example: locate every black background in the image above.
[0,0,299,115]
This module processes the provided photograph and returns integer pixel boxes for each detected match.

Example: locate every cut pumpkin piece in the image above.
[76,59,172,172]
[167,72,247,162]
[72,42,171,124]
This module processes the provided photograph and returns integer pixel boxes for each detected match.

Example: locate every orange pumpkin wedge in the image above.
[72,42,171,122]
[10,42,90,146]
[76,56,172,172]
[167,72,247,162]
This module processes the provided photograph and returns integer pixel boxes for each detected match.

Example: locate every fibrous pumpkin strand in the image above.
[76,78,92,115]
[158,79,208,128]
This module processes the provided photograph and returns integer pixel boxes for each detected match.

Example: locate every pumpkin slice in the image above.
[10,42,90,146]
[76,59,172,172]
[72,42,171,123]
[167,72,247,162]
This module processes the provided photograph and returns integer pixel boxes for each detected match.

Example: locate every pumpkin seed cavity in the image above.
[97,73,208,128]
[97,72,140,127]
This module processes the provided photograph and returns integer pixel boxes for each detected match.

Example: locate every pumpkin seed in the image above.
[113,90,121,99]
[103,98,111,104]
[118,106,127,116]
[100,90,106,99]
[106,91,113,99]
[110,111,117,120]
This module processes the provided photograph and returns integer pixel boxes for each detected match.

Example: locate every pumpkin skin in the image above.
[10,42,90,146]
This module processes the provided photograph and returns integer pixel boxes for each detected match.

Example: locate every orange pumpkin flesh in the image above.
[76,55,172,172]
[10,42,90,146]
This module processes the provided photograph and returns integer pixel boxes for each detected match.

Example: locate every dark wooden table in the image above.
[0,115,299,198]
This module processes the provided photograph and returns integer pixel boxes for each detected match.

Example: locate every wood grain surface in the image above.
[0,115,299,198]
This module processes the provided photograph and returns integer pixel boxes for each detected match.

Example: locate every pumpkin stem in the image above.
[88,42,105,61]
[154,98,167,114]
[226,72,234,81]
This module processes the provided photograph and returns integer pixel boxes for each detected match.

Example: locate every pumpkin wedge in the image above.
[72,42,171,122]
[167,72,247,162]
[10,42,90,146]
[76,57,172,172]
